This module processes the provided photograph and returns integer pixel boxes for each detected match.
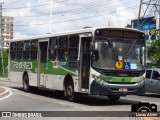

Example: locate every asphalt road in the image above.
[0,79,160,120]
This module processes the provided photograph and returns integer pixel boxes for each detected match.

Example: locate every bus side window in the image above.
[58,36,68,60]
[49,38,57,60]
[23,41,30,60]
[68,35,79,60]
[10,42,16,60]
[31,40,38,59]
[59,37,67,48]
[16,42,23,59]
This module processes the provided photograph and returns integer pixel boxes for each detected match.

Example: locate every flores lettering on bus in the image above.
[12,61,33,70]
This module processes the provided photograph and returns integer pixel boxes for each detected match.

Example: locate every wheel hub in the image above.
[67,86,73,96]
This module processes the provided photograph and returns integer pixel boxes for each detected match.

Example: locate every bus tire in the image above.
[65,80,75,101]
[23,74,30,92]
[108,95,120,102]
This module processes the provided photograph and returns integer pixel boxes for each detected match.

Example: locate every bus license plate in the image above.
[119,88,128,92]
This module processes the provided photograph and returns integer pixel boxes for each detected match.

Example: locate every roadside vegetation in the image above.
[0,49,8,78]
[147,37,160,67]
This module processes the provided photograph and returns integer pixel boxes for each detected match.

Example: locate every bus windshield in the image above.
[92,38,145,70]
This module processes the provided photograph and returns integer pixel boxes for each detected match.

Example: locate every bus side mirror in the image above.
[89,42,94,52]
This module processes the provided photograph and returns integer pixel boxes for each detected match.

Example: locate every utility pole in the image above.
[0,2,4,77]
[137,0,143,29]
[137,0,160,65]
[62,14,65,31]
[137,0,159,29]
[49,0,53,33]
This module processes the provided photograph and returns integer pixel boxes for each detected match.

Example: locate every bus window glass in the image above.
[11,42,16,51]
[31,41,37,50]
[59,37,67,48]
[92,39,145,70]
[58,37,68,60]
[49,38,57,60]
[68,35,79,60]
[16,42,23,59]
[23,41,30,59]
[93,42,115,69]
[10,42,16,59]
[31,40,37,59]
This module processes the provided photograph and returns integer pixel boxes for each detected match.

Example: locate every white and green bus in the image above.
[9,27,146,101]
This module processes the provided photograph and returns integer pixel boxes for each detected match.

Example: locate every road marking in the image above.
[0,88,12,101]
[7,87,17,91]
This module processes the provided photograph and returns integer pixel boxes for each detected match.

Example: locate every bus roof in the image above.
[11,27,144,42]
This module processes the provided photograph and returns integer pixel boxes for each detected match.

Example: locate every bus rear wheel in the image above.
[23,74,30,92]
[108,95,120,102]
[65,80,75,101]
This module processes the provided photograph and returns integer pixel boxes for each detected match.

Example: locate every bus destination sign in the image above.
[95,29,144,39]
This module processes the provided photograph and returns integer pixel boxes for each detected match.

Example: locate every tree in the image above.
[147,37,160,66]
[0,49,9,75]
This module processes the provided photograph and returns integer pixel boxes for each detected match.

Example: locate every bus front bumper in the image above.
[90,80,145,96]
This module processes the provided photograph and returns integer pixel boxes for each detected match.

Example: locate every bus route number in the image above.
[12,61,32,70]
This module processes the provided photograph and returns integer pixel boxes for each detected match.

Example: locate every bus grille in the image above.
[103,70,144,77]
[107,82,137,84]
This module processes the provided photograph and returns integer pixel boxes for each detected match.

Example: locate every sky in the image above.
[1,0,151,38]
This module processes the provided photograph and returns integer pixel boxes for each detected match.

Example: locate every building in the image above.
[1,16,14,48]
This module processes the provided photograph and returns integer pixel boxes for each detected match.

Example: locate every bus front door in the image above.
[38,40,48,87]
[80,37,91,91]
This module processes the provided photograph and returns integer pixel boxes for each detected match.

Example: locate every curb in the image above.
[0,87,10,99]
[0,78,9,81]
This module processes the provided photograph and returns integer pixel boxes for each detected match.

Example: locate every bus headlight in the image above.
[91,74,97,79]
[91,74,100,81]
[91,74,109,85]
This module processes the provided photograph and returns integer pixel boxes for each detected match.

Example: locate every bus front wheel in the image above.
[65,80,75,101]
[108,95,120,102]
[23,74,30,92]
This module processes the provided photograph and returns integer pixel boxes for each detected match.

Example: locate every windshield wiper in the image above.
[107,39,118,59]
[125,41,136,55]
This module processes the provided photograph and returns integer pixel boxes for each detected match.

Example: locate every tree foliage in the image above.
[147,38,160,66]
[0,49,9,72]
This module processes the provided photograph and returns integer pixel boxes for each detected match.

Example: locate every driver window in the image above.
[146,70,152,79]
[152,71,160,80]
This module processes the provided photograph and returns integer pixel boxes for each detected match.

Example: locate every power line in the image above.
[5,0,124,18]
[14,5,139,26]
[138,0,159,29]
[57,5,138,23]
[3,0,71,9]
[142,0,152,17]
[4,0,24,7]
[54,0,124,15]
